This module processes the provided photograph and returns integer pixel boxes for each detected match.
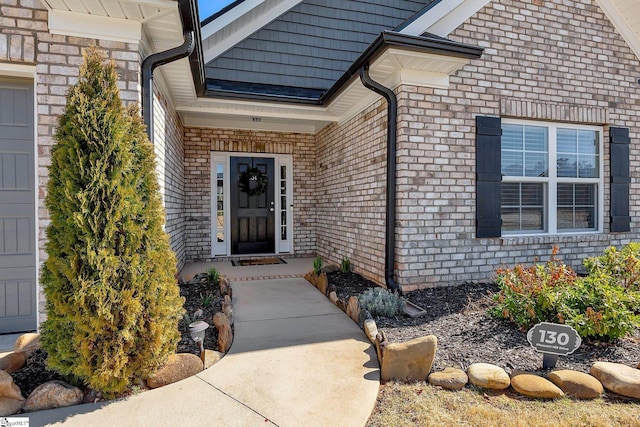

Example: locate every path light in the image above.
[189,320,209,363]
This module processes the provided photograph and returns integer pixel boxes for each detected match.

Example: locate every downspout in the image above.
[142,30,195,140]
[359,65,401,294]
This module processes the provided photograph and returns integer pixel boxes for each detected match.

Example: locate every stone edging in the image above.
[304,269,640,401]
[0,274,235,416]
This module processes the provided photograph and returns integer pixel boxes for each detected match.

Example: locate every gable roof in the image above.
[205,0,434,97]
[46,0,639,133]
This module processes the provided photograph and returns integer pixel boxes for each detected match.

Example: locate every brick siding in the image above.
[392,0,640,290]
[315,101,389,285]
[152,89,186,270]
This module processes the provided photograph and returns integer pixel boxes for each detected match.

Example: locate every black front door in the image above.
[230,157,275,254]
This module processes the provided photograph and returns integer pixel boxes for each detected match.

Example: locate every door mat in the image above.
[232,258,287,267]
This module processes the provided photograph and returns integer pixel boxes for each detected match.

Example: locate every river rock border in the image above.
[0,274,234,417]
[304,268,640,402]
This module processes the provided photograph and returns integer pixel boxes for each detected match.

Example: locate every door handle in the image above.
[269,207,275,212]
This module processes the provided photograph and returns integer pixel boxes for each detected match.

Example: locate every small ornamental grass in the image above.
[207,267,220,286]
[358,287,404,318]
[491,245,640,341]
[313,256,323,275]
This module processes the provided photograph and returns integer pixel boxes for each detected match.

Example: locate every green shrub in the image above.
[207,267,220,285]
[583,242,640,291]
[340,257,351,273]
[40,47,184,397]
[489,248,577,329]
[313,256,323,275]
[491,247,640,341]
[555,274,640,340]
[358,287,404,317]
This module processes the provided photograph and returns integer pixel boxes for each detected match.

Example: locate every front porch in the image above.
[179,257,314,283]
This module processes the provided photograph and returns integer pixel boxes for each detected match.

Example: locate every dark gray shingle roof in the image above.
[205,0,435,92]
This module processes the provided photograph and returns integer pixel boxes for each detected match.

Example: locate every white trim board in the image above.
[48,10,142,44]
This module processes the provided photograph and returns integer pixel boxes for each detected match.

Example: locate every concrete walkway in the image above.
[27,261,380,427]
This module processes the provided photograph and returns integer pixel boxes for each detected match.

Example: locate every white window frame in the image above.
[210,152,294,256]
[501,119,604,236]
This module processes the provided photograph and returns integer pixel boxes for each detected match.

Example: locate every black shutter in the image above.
[610,127,630,232]
[476,116,502,238]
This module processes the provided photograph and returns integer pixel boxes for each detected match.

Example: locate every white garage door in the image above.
[0,77,36,333]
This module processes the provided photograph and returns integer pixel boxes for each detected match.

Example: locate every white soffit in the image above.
[201,0,304,63]
[40,0,178,43]
[597,0,640,60]
[328,48,473,125]
[48,10,142,43]
[401,0,491,37]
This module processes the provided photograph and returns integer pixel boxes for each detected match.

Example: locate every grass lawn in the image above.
[367,382,640,427]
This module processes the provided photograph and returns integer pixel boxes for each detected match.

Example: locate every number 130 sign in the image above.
[527,322,582,356]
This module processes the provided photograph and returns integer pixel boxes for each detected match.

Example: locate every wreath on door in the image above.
[238,167,268,196]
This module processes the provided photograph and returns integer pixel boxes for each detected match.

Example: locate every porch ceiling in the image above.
[177,46,476,134]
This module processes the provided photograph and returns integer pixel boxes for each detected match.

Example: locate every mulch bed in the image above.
[9,273,225,401]
[177,273,225,354]
[327,272,640,376]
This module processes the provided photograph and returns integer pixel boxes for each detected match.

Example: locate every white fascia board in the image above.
[203,0,304,63]
[48,9,142,44]
[200,0,267,40]
[596,0,640,60]
[401,0,491,37]
[0,63,36,78]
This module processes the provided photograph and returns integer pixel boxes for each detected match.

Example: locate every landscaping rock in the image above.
[363,319,378,344]
[336,298,348,313]
[511,372,564,399]
[213,312,233,353]
[223,301,234,325]
[14,333,40,356]
[219,277,231,296]
[321,264,340,274]
[0,398,24,416]
[381,335,437,382]
[346,296,360,323]
[0,370,24,401]
[547,370,603,399]
[23,380,83,412]
[304,271,317,287]
[467,363,510,390]
[428,367,468,390]
[203,350,224,369]
[0,352,26,374]
[147,353,204,389]
[326,284,336,297]
[590,362,640,399]
[317,272,329,295]
[329,291,338,304]
[358,309,371,328]
[375,332,387,364]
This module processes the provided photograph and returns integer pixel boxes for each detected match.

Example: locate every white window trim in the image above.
[210,152,294,257]
[501,119,604,236]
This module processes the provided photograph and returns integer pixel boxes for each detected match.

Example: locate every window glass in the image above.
[557,183,596,230]
[501,124,548,177]
[216,164,224,243]
[501,183,545,232]
[501,121,601,235]
[557,129,599,178]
